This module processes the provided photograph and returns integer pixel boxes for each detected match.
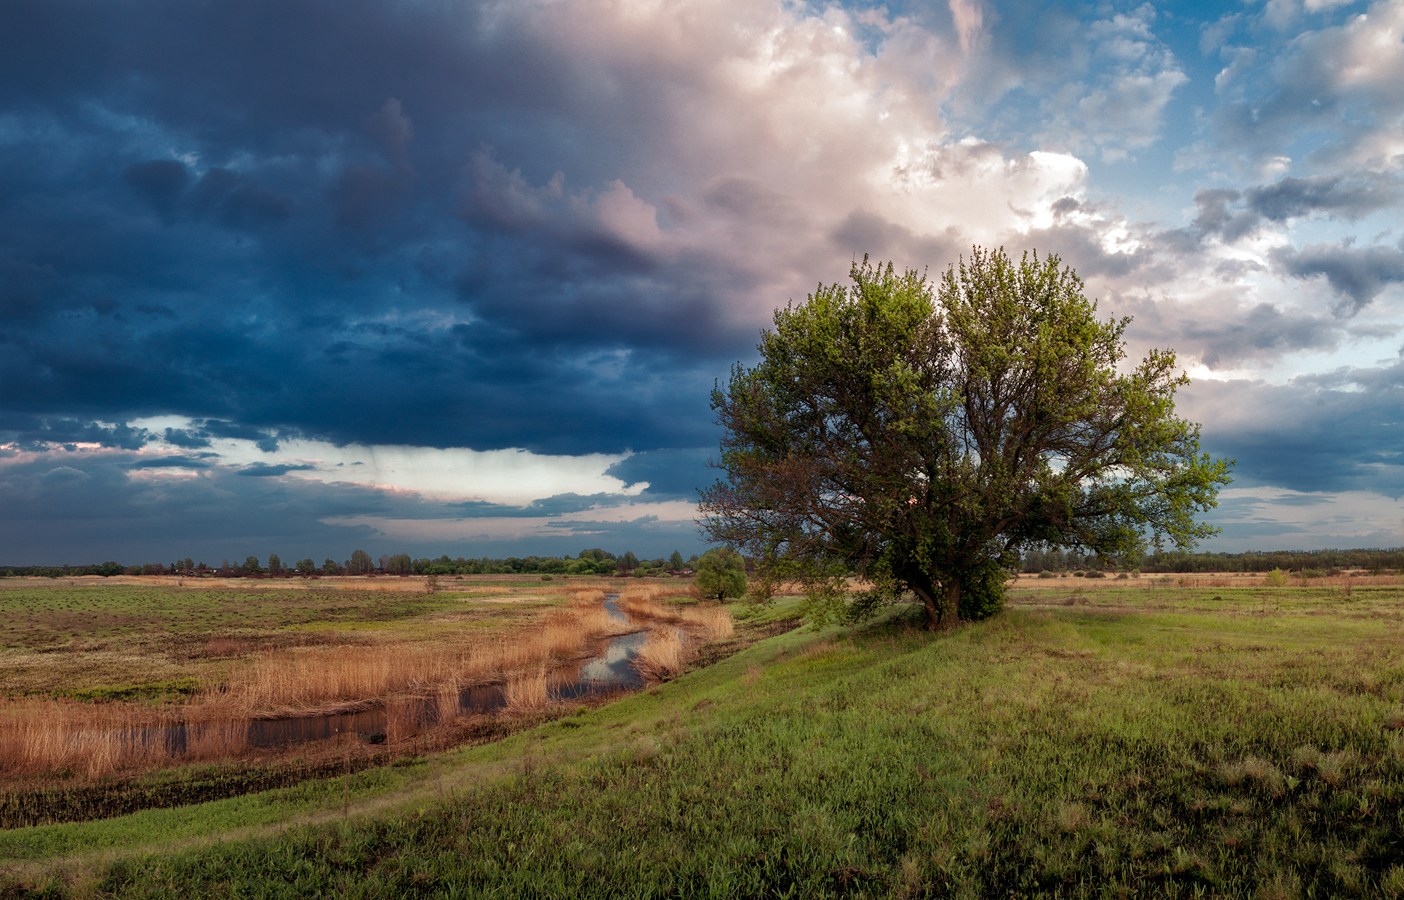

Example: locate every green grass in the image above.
[7,586,1404,897]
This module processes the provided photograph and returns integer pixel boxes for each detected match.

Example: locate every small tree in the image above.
[701,249,1232,630]
[323,558,342,576]
[243,556,262,576]
[668,550,686,571]
[267,554,283,576]
[695,548,747,601]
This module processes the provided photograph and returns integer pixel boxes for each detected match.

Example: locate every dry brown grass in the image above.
[0,585,732,778]
[633,629,686,680]
[504,666,549,711]
[689,606,735,641]
[385,696,423,743]
[182,718,249,762]
[570,589,607,608]
[202,602,639,717]
[0,700,171,779]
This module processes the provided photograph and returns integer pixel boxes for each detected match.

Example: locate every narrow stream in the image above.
[146,595,662,754]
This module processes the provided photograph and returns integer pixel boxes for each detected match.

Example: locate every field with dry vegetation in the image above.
[0,575,732,784]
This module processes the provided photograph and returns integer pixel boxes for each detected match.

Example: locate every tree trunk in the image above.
[912,580,961,631]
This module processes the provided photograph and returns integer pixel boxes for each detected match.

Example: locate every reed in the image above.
[688,606,734,641]
[0,594,663,778]
[0,700,171,779]
[617,587,684,622]
[435,678,462,724]
[183,718,250,762]
[208,602,636,716]
[504,666,549,711]
[570,589,607,608]
[384,697,422,743]
[632,629,685,680]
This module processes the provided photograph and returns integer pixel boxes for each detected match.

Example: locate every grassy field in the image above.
[4,576,1404,897]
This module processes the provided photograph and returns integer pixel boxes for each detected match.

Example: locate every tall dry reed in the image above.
[209,603,636,717]
[618,588,734,641]
[632,629,685,680]
[571,589,607,608]
[504,666,549,710]
[183,718,250,762]
[0,700,171,779]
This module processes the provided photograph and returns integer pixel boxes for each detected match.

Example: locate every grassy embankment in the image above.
[3,574,1404,897]
[0,577,729,783]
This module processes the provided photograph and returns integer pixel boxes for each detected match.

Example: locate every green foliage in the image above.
[349,549,373,575]
[695,548,747,601]
[241,556,261,575]
[956,558,1006,620]
[702,248,1232,630]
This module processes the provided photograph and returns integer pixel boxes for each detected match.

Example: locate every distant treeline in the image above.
[1020,547,1404,574]
[0,548,700,579]
[9,546,1403,580]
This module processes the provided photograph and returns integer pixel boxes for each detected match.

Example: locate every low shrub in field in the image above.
[1037,570,1056,578]
[1085,569,1106,578]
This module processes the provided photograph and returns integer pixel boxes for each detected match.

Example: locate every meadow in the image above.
[3,573,1404,897]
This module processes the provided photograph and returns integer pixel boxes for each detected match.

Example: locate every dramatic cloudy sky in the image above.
[2,0,1402,565]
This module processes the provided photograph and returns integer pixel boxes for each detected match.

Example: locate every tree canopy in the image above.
[695,548,748,602]
[700,248,1232,630]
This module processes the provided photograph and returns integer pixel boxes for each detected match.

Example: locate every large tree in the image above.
[700,249,1232,630]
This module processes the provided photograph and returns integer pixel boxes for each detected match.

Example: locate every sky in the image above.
[1,0,1402,566]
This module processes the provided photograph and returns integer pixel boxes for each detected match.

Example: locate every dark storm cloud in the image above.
[447,492,662,519]
[1181,359,1404,497]
[130,455,212,469]
[236,463,316,477]
[604,448,715,500]
[1171,175,1403,247]
[0,0,754,461]
[1189,303,1340,368]
[0,416,153,452]
[1271,239,1404,314]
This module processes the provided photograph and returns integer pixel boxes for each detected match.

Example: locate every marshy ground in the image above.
[0,576,734,786]
[4,572,1404,898]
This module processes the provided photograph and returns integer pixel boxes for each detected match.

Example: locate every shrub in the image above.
[1085,570,1106,579]
[1073,571,1085,577]
[1038,570,1056,579]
